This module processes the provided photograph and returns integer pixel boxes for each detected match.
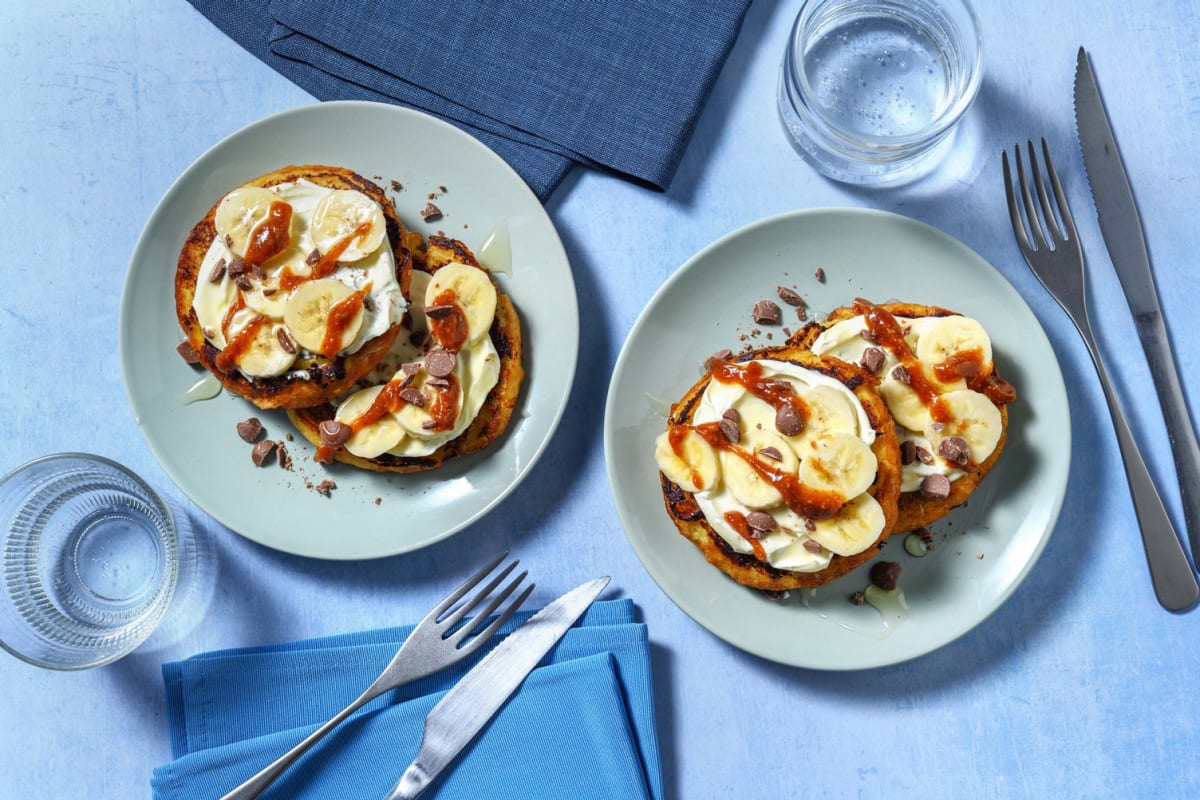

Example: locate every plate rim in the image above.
[120,100,578,560]
[603,206,1070,669]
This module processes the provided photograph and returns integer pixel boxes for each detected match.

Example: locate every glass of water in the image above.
[778,0,983,185]
[0,453,189,669]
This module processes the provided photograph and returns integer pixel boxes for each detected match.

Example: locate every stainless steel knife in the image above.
[1074,46,1200,565]
[382,576,611,799]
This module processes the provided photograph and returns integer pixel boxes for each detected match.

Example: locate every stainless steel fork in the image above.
[220,552,535,800]
[1003,139,1198,611]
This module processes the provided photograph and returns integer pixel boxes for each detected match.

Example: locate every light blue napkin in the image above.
[154,599,663,799]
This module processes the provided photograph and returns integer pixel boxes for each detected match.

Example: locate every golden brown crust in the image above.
[659,346,902,591]
[175,165,411,409]
[285,236,524,473]
[790,302,1011,532]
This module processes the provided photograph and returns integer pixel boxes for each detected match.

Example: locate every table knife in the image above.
[382,576,611,799]
[1074,46,1200,569]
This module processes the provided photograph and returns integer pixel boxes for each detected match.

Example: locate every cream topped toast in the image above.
[791,300,1016,532]
[286,235,523,473]
[654,346,901,591]
[175,165,411,409]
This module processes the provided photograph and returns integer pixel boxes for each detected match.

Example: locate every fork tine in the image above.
[1002,150,1034,254]
[448,576,536,653]
[1014,143,1051,252]
[1040,137,1079,242]
[424,550,509,622]
[1026,139,1063,243]
[437,558,519,632]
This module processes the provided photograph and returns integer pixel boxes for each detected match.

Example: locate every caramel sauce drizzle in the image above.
[724,511,767,561]
[279,222,374,293]
[853,299,952,423]
[243,201,292,265]
[215,314,266,374]
[428,288,470,352]
[708,360,810,420]
[319,286,370,358]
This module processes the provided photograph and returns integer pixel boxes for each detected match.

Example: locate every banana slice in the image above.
[877,377,931,432]
[310,189,387,262]
[654,428,720,493]
[214,187,282,259]
[335,385,406,458]
[925,389,1003,463]
[807,493,887,557]
[798,432,877,500]
[236,322,297,378]
[718,431,796,510]
[915,315,993,369]
[799,385,859,437]
[283,278,363,355]
[241,273,291,319]
[425,262,497,345]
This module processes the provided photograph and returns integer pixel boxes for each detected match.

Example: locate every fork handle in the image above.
[1135,312,1200,569]
[1077,321,1199,611]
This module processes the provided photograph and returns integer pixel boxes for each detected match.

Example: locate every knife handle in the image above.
[1078,320,1199,610]
[1136,312,1200,565]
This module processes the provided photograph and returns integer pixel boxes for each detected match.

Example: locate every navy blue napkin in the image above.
[187,0,751,200]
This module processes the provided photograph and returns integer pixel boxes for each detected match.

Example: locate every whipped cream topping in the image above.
[192,180,406,376]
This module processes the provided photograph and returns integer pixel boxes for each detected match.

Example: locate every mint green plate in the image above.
[120,102,576,560]
[604,208,1069,669]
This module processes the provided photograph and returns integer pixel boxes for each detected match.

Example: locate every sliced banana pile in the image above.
[323,262,502,460]
[654,358,886,573]
[191,181,403,379]
[812,313,1004,491]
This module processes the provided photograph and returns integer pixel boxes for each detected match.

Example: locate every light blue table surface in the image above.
[3,1,1200,797]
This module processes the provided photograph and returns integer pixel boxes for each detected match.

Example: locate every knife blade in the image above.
[1074,46,1200,564]
[382,576,611,799]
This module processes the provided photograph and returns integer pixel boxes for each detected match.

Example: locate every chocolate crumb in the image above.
[251,439,276,467]
[374,497,382,505]
[814,267,826,283]
[776,286,805,306]
[286,432,294,442]
[869,560,902,591]
[315,479,337,497]
[845,374,864,390]
[438,184,447,193]
[390,180,403,192]
[236,417,264,443]
[850,591,866,606]
[421,203,443,222]
[306,248,321,265]
[176,340,202,365]
[276,442,293,470]
[752,300,782,325]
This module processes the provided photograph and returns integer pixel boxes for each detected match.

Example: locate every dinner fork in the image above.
[220,551,535,800]
[1002,139,1198,611]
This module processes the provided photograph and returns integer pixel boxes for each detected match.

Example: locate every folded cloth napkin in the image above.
[186,0,752,200]
[153,599,663,800]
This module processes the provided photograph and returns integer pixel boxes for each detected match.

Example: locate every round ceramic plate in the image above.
[121,101,577,560]
[604,208,1069,670]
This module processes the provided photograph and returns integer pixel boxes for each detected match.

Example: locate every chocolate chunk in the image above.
[438,184,447,193]
[814,267,826,283]
[900,440,917,465]
[775,404,803,436]
[722,408,741,424]
[424,348,456,377]
[422,420,438,430]
[421,202,443,222]
[915,446,934,465]
[937,436,971,465]
[804,518,816,532]
[208,259,227,284]
[276,328,297,354]
[859,328,877,344]
[758,446,783,461]
[891,364,911,384]
[919,473,951,499]
[860,347,885,374]
[390,180,403,192]
[745,511,777,533]
[426,376,451,390]
[401,362,422,376]
[306,248,321,265]
[849,590,866,606]
[870,560,902,591]
[235,276,253,292]
[315,479,337,497]
[251,439,276,467]
[227,256,246,278]
[399,387,425,407]
[988,375,1017,405]
[318,419,351,447]
[718,418,741,444]
[752,300,782,325]
[263,287,277,297]
[236,417,264,443]
[706,349,732,371]
[796,307,808,321]
[424,304,455,319]
[776,286,805,307]
[802,539,824,554]
[176,340,202,365]
[276,442,293,470]
[249,262,266,281]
